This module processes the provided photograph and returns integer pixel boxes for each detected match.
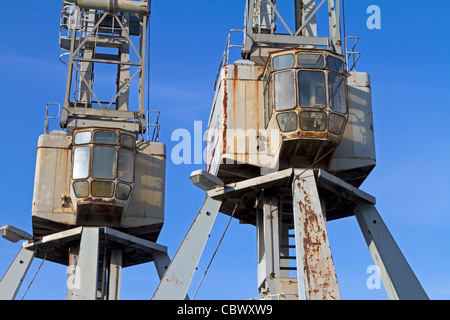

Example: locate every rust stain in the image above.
[295,177,338,300]
[222,69,228,155]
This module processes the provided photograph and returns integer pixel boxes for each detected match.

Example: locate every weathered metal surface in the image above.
[207,48,352,183]
[121,141,166,239]
[32,132,75,235]
[207,61,267,177]
[24,227,167,268]
[31,129,165,240]
[67,227,99,300]
[354,203,429,300]
[0,247,35,300]
[330,71,376,186]
[292,170,340,300]
[75,0,150,14]
[152,197,222,300]
[0,225,32,243]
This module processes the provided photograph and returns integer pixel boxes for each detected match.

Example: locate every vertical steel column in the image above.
[67,228,100,300]
[292,170,340,300]
[0,247,35,300]
[257,195,281,292]
[295,0,317,37]
[116,13,131,111]
[354,203,429,300]
[108,249,122,300]
[78,10,95,107]
[138,13,148,131]
[327,0,342,54]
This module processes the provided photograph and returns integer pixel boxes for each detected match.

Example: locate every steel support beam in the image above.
[152,197,222,300]
[354,203,429,300]
[153,251,172,280]
[108,249,122,300]
[67,228,100,300]
[0,247,35,300]
[295,0,317,37]
[292,170,340,300]
[257,195,281,290]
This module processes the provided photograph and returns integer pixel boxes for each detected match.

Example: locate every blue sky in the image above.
[0,0,449,300]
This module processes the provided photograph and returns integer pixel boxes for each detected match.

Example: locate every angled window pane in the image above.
[92,146,116,179]
[273,70,296,111]
[94,131,117,144]
[327,56,344,73]
[118,148,135,183]
[73,181,89,198]
[91,181,115,198]
[297,53,325,68]
[73,146,90,179]
[299,111,327,132]
[116,183,132,200]
[298,71,326,108]
[328,73,347,113]
[74,131,91,145]
[119,133,136,149]
[329,113,346,134]
[273,54,294,70]
[276,112,298,132]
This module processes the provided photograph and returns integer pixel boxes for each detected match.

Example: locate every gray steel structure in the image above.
[152,1,428,300]
[1,0,171,300]
[1,1,429,301]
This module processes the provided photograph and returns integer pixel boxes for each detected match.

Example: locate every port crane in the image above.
[152,0,429,300]
[0,1,429,300]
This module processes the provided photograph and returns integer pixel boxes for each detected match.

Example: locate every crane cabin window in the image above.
[273,54,294,70]
[91,181,115,198]
[300,111,327,132]
[327,56,344,73]
[74,131,92,145]
[92,146,116,179]
[328,73,347,113]
[329,113,346,134]
[116,183,132,200]
[73,181,89,198]
[298,71,326,108]
[73,146,91,179]
[297,53,325,68]
[273,70,296,111]
[119,133,136,149]
[276,112,298,132]
[94,131,117,144]
[117,148,134,183]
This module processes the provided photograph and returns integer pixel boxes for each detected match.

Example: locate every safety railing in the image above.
[214,29,244,90]
[345,36,361,72]
[44,103,62,134]
[146,110,161,142]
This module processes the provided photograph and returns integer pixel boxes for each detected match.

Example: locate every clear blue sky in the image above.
[0,0,449,300]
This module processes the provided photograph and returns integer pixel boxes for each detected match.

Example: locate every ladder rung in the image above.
[280,245,295,249]
[280,267,297,271]
[281,234,295,238]
[280,256,296,260]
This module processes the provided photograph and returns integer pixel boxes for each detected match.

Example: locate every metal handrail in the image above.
[146,110,160,142]
[44,103,61,134]
[214,29,244,90]
[345,36,361,72]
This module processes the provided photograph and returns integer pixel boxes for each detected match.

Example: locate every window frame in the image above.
[296,52,326,69]
[272,69,297,112]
